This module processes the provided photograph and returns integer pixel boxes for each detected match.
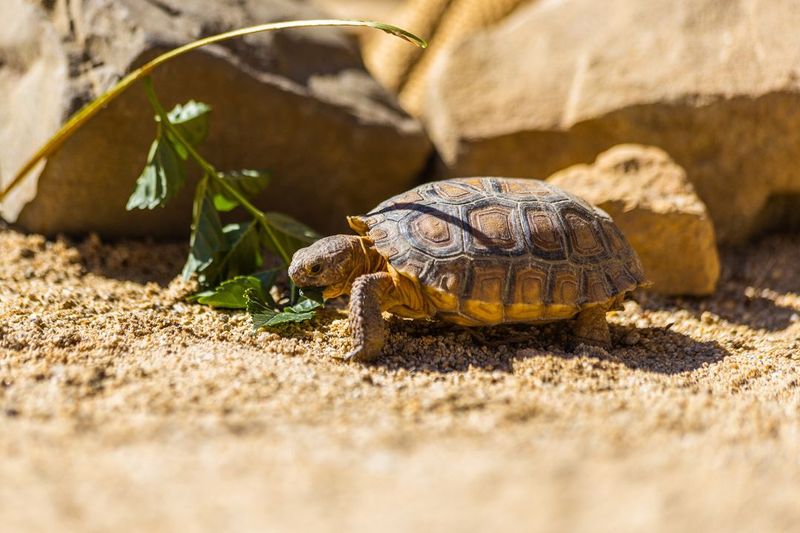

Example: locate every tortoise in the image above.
[289,177,650,361]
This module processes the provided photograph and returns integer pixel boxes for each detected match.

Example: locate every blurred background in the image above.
[5,0,799,295]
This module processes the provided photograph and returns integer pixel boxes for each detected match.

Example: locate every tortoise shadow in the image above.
[370,320,729,375]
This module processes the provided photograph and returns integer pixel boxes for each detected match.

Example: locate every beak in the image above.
[287,262,301,283]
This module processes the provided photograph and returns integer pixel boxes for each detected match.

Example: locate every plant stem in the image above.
[142,77,293,265]
[256,216,293,266]
[0,19,426,206]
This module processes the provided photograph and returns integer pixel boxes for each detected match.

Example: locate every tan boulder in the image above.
[425,0,800,243]
[0,0,431,237]
[0,0,67,223]
[362,0,528,115]
[548,145,720,296]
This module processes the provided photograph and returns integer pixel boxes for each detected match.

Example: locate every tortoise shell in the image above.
[348,177,649,326]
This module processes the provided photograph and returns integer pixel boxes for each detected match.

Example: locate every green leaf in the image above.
[127,100,210,211]
[182,177,226,282]
[165,101,212,157]
[261,211,320,259]
[215,221,264,281]
[197,276,261,309]
[188,289,216,302]
[285,298,323,315]
[271,298,322,327]
[246,289,277,329]
[196,270,280,309]
[211,170,271,212]
[191,219,264,287]
[246,289,320,330]
[126,138,186,210]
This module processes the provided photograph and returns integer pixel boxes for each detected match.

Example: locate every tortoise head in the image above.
[288,235,364,299]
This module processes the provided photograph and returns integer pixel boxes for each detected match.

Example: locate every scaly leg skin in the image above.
[344,272,394,362]
[572,305,612,349]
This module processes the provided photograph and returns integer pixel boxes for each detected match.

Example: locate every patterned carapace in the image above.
[349,177,648,326]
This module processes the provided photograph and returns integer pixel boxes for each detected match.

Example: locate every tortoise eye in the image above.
[310,263,323,274]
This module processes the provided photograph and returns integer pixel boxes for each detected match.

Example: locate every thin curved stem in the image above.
[0,19,427,206]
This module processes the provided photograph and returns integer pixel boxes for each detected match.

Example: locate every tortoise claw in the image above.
[341,346,380,362]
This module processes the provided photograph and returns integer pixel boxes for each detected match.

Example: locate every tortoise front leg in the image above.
[344,272,394,362]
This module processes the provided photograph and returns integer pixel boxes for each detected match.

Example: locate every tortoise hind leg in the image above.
[572,305,612,348]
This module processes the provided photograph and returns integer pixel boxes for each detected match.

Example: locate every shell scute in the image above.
[496,178,560,199]
[465,260,508,304]
[522,204,567,261]
[393,250,428,279]
[392,189,425,205]
[598,218,628,255]
[606,261,636,289]
[467,201,525,255]
[412,213,452,245]
[404,203,464,259]
[560,206,608,261]
[508,261,548,306]
[550,267,580,306]
[432,181,483,204]
[420,256,471,299]
[582,268,612,304]
[454,177,491,191]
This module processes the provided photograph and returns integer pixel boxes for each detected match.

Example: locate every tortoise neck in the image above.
[355,236,386,277]
[322,237,386,300]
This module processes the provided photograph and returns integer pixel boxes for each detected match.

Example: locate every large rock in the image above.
[0,0,430,237]
[425,0,800,244]
[362,0,527,116]
[549,145,720,296]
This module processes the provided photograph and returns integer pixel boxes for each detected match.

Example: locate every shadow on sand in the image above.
[636,233,800,333]
[369,234,800,374]
[638,290,797,332]
[74,234,187,287]
[370,319,729,376]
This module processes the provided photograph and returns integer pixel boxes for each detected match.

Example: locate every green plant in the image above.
[129,79,322,326]
[0,19,426,330]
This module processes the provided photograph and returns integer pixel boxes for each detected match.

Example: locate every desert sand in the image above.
[0,226,799,532]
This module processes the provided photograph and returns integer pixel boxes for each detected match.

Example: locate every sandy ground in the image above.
[0,226,799,532]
